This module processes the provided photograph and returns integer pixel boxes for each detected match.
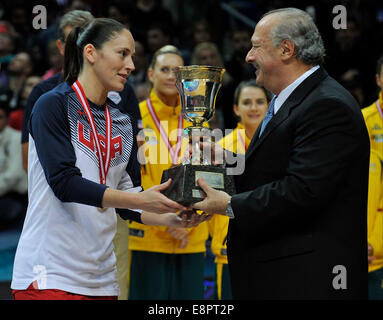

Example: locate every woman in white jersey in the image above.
[11,18,199,300]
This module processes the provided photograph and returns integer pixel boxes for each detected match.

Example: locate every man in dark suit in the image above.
[193,8,370,299]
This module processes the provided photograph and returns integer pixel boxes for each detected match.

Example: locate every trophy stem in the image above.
[183,126,214,165]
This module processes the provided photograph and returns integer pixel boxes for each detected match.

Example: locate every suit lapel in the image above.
[245,67,328,160]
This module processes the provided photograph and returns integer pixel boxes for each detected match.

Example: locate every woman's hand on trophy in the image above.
[192,178,231,215]
[141,210,210,229]
[102,181,191,213]
[137,179,188,213]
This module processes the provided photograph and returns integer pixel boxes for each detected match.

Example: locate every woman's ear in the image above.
[83,44,97,65]
[233,104,240,117]
[147,67,154,83]
[376,73,383,90]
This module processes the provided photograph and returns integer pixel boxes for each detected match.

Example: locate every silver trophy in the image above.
[161,66,235,215]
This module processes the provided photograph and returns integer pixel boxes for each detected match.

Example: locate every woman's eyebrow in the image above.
[118,47,132,53]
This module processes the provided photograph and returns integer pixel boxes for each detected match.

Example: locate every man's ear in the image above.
[280,39,295,61]
[83,43,97,65]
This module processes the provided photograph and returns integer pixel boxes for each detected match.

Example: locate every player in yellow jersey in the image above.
[362,55,383,156]
[367,150,383,299]
[364,55,383,300]
[209,80,271,299]
[127,45,209,299]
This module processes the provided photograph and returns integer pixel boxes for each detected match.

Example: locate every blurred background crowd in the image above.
[0,0,383,300]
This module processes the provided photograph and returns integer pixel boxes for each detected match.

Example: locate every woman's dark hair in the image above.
[64,18,128,84]
[233,80,272,105]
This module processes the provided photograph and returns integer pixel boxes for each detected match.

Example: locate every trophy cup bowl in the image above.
[160,66,236,216]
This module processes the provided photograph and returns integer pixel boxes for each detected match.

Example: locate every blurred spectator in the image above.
[134,82,149,103]
[4,52,33,110]
[67,0,90,12]
[191,42,232,82]
[191,42,235,129]
[180,18,214,64]
[224,27,254,87]
[106,0,131,25]
[15,74,42,125]
[326,13,361,67]
[20,75,42,107]
[129,0,174,45]
[192,18,213,45]
[7,110,22,131]
[325,13,372,105]
[7,1,31,41]
[0,32,15,77]
[340,69,365,107]
[176,0,224,50]
[0,102,27,231]
[7,74,42,131]
[146,22,173,58]
[29,0,61,74]
[128,40,148,88]
[42,40,63,80]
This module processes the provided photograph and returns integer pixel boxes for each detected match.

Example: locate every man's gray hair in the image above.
[58,10,94,42]
[263,8,325,66]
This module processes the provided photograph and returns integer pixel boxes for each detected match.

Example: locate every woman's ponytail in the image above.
[63,26,83,84]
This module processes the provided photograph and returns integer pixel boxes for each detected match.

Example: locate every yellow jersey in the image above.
[363,93,383,272]
[362,91,383,156]
[128,89,208,254]
[367,150,383,272]
[208,122,249,264]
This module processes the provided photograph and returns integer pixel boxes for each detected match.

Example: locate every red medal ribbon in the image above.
[146,98,183,164]
[72,80,112,185]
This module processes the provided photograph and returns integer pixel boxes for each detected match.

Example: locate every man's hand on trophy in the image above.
[192,178,231,215]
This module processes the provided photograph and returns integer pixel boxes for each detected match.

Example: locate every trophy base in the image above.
[160,164,236,209]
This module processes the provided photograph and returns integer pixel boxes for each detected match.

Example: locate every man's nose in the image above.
[245,49,253,63]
